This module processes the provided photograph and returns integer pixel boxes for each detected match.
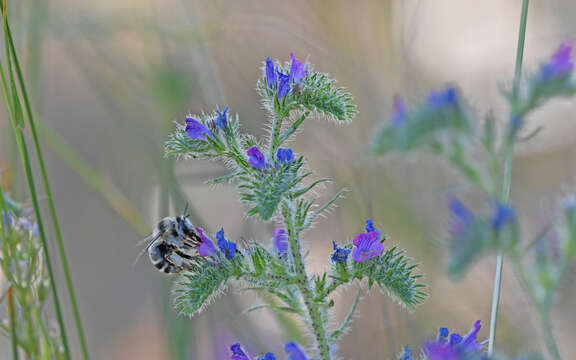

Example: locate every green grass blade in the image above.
[2,7,89,358]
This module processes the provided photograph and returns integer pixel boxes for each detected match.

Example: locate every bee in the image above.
[135,204,201,274]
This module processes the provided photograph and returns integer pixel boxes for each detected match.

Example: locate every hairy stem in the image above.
[283,201,332,360]
[268,113,284,160]
[488,0,529,354]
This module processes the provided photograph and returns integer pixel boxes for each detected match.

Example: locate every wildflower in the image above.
[276,148,294,164]
[217,228,238,260]
[230,344,250,360]
[266,57,277,89]
[352,222,384,263]
[391,95,407,127]
[216,107,229,130]
[331,241,350,263]
[273,228,288,257]
[195,227,217,257]
[423,320,483,360]
[289,53,306,85]
[277,72,291,99]
[491,203,516,233]
[539,42,573,81]
[427,87,458,109]
[185,116,213,140]
[247,146,268,170]
[448,198,475,236]
[285,342,308,360]
[399,346,413,360]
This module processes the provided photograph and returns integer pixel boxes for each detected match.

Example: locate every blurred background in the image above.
[1,0,576,359]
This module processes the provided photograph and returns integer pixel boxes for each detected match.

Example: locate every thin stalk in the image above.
[0,6,89,358]
[283,201,332,360]
[488,0,529,354]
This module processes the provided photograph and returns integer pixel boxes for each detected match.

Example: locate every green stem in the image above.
[488,0,529,354]
[1,9,89,358]
[537,306,561,360]
[7,288,19,360]
[283,201,332,360]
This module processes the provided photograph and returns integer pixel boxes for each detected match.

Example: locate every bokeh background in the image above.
[1,0,576,359]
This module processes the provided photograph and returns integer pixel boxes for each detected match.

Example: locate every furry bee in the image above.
[135,205,201,274]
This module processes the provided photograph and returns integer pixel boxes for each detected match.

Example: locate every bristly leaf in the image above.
[297,70,357,121]
[351,245,427,308]
[173,258,230,317]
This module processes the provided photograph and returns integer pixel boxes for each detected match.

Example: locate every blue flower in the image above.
[285,342,308,360]
[331,241,350,263]
[185,116,213,140]
[539,42,573,81]
[217,228,237,260]
[427,87,458,109]
[491,203,516,233]
[399,346,413,360]
[266,57,277,89]
[277,71,291,99]
[365,219,382,241]
[216,107,229,130]
[289,53,306,85]
[276,148,294,164]
[257,354,276,360]
[273,228,288,257]
[247,146,268,170]
[230,344,250,360]
[391,95,407,128]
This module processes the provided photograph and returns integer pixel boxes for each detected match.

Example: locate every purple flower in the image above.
[427,87,458,109]
[216,107,229,130]
[247,146,268,170]
[399,346,413,360]
[273,228,288,257]
[230,344,250,360]
[539,42,573,81]
[285,342,308,360]
[195,227,217,257]
[266,57,277,89]
[423,320,483,360]
[289,53,307,85]
[448,198,475,236]
[352,229,384,263]
[276,148,294,164]
[331,241,350,263]
[185,116,213,140]
[217,228,237,260]
[491,203,516,233]
[1,211,12,229]
[277,71,291,99]
[391,95,407,127]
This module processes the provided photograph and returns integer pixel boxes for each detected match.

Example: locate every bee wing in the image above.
[133,232,162,267]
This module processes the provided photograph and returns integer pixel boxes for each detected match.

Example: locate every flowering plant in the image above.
[373,41,576,360]
[164,54,426,359]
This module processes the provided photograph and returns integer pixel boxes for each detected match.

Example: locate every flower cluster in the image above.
[266,54,307,100]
